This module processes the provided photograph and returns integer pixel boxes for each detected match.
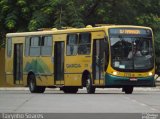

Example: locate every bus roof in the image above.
[6,25,152,37]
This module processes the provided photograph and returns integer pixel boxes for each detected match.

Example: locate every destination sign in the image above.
[119,29,140,34]
[109,28,152,36]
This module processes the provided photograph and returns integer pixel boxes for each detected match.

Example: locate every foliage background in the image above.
[0,0,160,56]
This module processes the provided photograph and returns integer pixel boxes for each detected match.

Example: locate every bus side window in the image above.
[66,34,78,55]
[41,36,52,56]
[29,36,41,56]
[78,33,91,55]
[7,37,12,57]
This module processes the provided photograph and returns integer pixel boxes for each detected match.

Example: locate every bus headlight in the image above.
[148,72,153,76]
[113,71,118,75]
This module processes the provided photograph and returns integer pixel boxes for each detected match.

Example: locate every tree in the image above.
[0,0,160,51]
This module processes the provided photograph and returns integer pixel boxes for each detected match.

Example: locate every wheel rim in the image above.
[86,78,90,89]
[30,80,34,91]
[29,76,35,91]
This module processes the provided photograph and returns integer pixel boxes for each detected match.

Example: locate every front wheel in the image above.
[86,75,95,94]
[123,86,133,94]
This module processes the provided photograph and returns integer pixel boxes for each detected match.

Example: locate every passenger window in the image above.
[78,33,91,55]
[25,37,30,56]
[41,36,52,56]
[7,38,12,57]
[29,36,40,56]
[66,34,78,55]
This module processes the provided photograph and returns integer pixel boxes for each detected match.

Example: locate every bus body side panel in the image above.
[65,55,91,86]
[34,57,54,86]
[24,56,54,86]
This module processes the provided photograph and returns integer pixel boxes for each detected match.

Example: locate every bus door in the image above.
[54,41,64,85]
[93,39,106,85]
[13,44,23,85]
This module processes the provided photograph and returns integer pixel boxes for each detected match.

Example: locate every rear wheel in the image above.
[123,86,133,94]
[86,75,95,94]
[37,86,46,93]
[28,74,45,93]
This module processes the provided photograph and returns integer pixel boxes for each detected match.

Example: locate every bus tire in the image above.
[123,86,133,94]
[86,75,95,94]
[28,74,45,93]
[62,87,78,94]
[37,86,46,93]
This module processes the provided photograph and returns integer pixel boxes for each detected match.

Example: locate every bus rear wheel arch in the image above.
[28,73,46,93]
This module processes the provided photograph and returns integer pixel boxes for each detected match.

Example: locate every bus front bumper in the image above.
[105,74,155,87]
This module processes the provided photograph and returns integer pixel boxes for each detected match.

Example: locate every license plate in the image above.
[130,78,137,81]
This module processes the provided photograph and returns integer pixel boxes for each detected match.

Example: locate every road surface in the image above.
[0,88,160,113]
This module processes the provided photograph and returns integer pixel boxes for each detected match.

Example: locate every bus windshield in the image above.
[110,36,154,71]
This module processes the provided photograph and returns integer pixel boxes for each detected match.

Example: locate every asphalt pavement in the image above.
[0,88,160,113]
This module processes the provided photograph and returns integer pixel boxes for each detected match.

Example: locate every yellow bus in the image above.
[5,25,155,94]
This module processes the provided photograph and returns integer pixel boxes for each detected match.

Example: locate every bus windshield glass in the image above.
[109,28,154,72]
